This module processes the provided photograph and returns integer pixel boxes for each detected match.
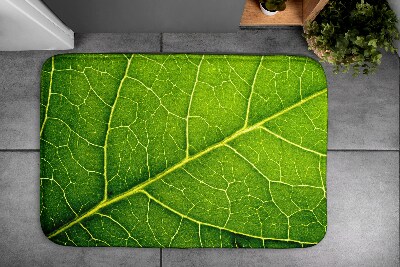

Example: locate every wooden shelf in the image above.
[240,0,303,26]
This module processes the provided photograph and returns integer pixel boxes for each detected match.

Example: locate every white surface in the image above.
[259,3,279,16]
[0,0,73,51]
[387,0,400,56]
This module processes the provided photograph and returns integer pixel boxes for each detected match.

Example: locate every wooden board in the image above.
[240,0,303,26]
[303,0,328,23]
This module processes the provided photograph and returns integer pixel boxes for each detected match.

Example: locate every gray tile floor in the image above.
[0,30,398,266]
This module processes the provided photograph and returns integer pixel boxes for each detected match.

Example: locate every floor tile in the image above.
[0,33,160,150]
[162,151,399,267]
[163,29,314,55]
[0,152,160,267]
[326,54,399,150]
[74,33,161,52]
[163,30,399,150]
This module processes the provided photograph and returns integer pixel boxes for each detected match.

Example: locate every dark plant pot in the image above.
[305,35,357,65]
[305,36,332,62]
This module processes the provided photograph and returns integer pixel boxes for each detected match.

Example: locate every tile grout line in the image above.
[328,149,399,152]
[160,33,163,53]
[0,149,40,152]
[160,248,162,267]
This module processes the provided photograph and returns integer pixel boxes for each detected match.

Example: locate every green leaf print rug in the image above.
[40,54,327,248]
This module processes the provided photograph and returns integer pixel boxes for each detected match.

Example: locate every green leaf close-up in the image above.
[40,54,328,248]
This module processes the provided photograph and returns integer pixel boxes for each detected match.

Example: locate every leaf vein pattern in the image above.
[47,87,327,240]
[40,55,328,248]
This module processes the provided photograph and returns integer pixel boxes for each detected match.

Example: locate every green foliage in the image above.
[259,0,287,12]
[40,54,327,248]
[304,0,399,75]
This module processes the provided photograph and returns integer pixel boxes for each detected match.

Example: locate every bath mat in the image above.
[40,54,327,248]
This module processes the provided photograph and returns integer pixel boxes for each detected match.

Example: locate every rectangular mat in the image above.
[40,54,328,248]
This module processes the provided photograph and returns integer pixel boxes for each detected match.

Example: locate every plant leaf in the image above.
[40,54,328,248]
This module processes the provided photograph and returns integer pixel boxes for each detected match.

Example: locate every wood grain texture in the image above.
[240,0,303,26]
[303,0,329,23]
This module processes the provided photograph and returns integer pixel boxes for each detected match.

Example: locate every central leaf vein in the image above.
[47,88,327,239]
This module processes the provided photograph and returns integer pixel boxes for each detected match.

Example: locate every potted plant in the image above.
[259,0,287,16]
[304,0,399,75]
